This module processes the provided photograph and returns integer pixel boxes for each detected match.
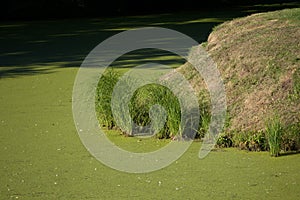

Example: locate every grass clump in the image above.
[96,69,120,129]
[265,115,282,157]
[96,68,196,139]
[96,66,211,139]
[129,83,181,139]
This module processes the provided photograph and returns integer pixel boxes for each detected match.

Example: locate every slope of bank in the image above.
[180,8,300,142]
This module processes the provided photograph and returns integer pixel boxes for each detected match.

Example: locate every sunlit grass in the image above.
[266,115,282,157]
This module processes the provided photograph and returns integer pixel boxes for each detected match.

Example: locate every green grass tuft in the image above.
[96,68,120,128]
[265,115,282,157]
[129,83,181,138]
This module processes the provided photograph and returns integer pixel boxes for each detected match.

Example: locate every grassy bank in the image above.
[177,8,300,153]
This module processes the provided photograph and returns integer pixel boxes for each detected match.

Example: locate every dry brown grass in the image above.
[179,8,300,133]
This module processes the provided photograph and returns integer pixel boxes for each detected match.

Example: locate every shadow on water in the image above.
[0,66,54,78]
[0,3,299,78]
